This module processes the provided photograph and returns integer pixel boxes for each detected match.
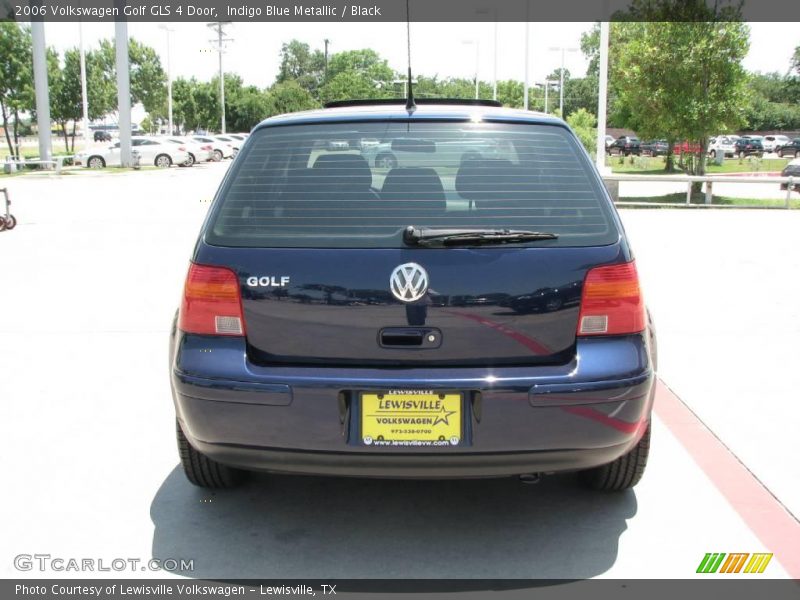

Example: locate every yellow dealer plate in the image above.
[360,391,462,447]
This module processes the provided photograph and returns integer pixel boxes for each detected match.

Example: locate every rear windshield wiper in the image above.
[403,226,558,247]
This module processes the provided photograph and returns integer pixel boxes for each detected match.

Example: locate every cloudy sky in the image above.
[41,21,798,90]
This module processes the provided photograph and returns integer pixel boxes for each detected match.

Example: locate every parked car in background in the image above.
[734,136,764,157]
[361,138,501,169]
[213,135,240,157]
[763,134,791,153]
[93,130,112,142]
[165,137,213,166]
[75,136,188,168]
[604,134,615,148]
[780,158,800,193]
[607,136,641,156]
[192,136,234,161]
[707,136,737,159]
[777,138,800,158]
[640,140,669,156]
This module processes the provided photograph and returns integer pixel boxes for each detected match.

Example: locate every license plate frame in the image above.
[353,390,470,448]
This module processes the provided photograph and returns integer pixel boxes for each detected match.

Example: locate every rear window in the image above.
[206,120,618,248]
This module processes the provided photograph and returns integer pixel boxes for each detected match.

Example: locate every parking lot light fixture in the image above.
[548,46,579,117]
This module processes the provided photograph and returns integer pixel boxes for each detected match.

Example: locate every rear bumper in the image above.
[170,332,656,477]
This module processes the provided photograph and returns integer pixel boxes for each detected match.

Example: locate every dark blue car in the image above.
[169,100,657,491]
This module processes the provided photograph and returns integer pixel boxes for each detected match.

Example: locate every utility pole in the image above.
[79,21,89,146]
[324,38,330,81]
[207,22,233,134]
[159,26,174,135]
[31,20,52,163]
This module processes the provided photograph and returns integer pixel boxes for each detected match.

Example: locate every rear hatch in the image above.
[198,116,626,366]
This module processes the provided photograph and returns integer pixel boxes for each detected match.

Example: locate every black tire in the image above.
[795,150,799,158]
[709,150,716,159]
[155,154,172,168]
[176,420,246,488]
[581,425,651,491]
[183,153,196,167]
[0,217,6,232]
[4,214,16,230]
[87,156,105,169]
[212,149,223,162]
[375,153,398,170]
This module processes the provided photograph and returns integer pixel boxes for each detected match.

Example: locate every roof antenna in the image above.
[405,0,416,113]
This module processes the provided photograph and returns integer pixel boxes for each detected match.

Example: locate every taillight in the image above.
[178,146,187,151]
[577,261,645,336]
[179,263,245,336]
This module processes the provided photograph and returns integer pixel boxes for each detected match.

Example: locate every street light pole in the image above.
[461,40,480,99]
[523,4,530,110]
[474,40,480,99]
[492,19,498,101]
[596,21,610,170]
[549,46,578,117]
[159,25,173,135]
[324,38,330,82]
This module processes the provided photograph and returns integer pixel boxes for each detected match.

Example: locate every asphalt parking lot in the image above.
[1,163,798,579]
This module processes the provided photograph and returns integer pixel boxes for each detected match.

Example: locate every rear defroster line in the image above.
[445,310,554,356]
[654,380,800,579]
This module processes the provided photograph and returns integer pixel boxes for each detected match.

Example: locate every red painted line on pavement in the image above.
[654,380,800,579]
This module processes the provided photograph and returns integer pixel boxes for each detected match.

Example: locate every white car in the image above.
[76,136,189,168]
[164,137,214,165]
[214,135,241,157]
[193,136,234,161]
[707,135,737,159]
[763,134,791,153]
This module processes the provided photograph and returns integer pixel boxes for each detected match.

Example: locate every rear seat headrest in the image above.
[311,154,373,190]
[455,158,521,200]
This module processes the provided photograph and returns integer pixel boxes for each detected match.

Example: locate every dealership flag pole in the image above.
[31,19,52,164]
[115,16,133,167]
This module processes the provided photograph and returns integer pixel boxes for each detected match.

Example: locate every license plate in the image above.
[359,391,463,447]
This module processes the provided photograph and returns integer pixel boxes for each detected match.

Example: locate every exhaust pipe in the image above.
[518,473,542,485]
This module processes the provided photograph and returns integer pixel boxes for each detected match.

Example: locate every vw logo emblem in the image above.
[390,263,429,303]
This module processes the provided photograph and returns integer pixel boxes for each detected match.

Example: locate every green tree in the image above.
[0,22,33,158]
[50,48,81,152]
[277,40,325,93]
[319,71,392,104]
[613,2,750,178]
[97,38,167,116]
[566,108,597,157]
[266,80,319,116]
[326,49,394,88]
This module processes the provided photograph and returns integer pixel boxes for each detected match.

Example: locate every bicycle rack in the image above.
[0,188,16,231]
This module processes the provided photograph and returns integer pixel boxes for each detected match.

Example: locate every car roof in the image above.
[252,103,567,131]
